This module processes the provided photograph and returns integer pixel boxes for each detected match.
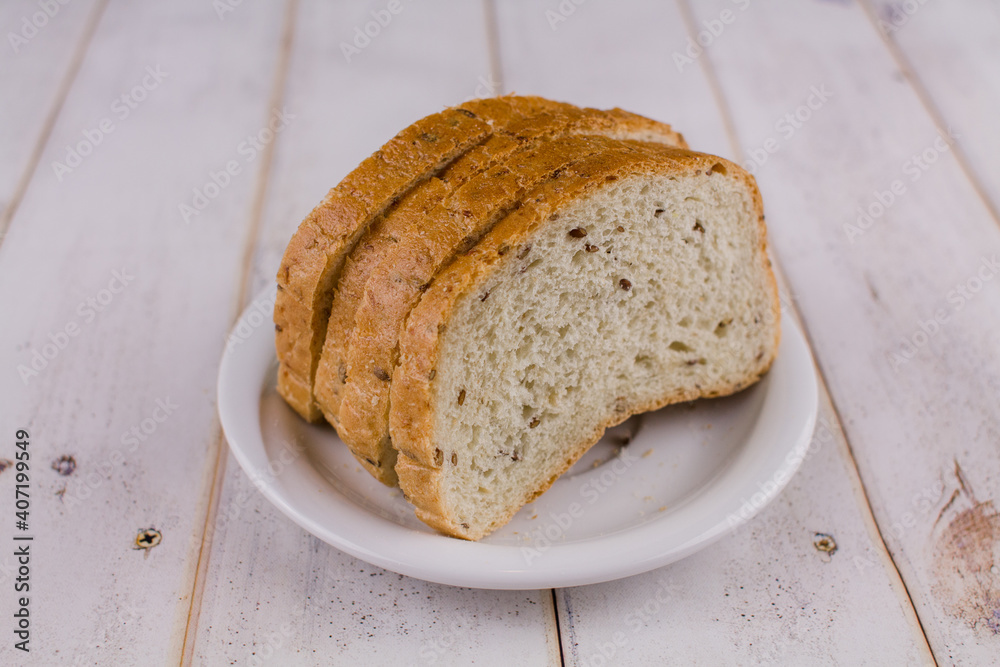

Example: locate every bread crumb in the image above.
[642,449,653,458]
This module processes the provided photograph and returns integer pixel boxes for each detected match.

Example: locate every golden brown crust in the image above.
[313,103,684,427]
[389,145,780,539]
[274,96,569,421]
[312,103,597,433]
[323,113,686,483]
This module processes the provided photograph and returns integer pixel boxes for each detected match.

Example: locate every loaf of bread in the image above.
[274,96,779,540]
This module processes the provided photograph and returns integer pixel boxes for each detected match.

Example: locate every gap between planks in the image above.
[177,0,300,664]
[551,589,567,666]
[483,0,506,97]
[856,0,1000,232]
[674,0,938,661]
[0,0,109,247]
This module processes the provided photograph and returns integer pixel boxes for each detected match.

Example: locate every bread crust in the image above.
[312,103,619,432]
[321,114,686,484]
[390,145,780,540]
[274,96,570,421]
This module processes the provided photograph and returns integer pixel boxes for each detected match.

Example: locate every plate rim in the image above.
[218,285,818,590]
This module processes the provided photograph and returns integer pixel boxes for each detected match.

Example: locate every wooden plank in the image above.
[0,1,288,663]
[192,468,560,666]
[680,0,1000,662]
[0,0,102,232]
[865,0,1000,220]
[556,394,931,666]
[495,0,934,662]
[189,1,560,664]
[492,0,732,157]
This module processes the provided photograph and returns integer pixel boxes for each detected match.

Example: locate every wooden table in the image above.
[1,0,998,664]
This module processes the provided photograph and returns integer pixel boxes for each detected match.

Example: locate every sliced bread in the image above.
[274,96,569,421]
[311,103,680,434]
[319,124,686,484]
[389,144,780,539]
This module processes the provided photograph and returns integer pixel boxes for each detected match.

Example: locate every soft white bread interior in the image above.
[390,147,779,540]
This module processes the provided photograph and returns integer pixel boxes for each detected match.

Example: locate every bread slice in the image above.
[274,96,571,421]
[317,120,686,484]
[389,144,780,540]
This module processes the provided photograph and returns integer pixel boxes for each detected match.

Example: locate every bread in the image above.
[273,96,779,541]
[274,96,573,422]
[314,112,686,484]
[388,144,779,540]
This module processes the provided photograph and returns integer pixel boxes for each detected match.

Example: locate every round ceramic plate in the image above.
[218,286,818,590]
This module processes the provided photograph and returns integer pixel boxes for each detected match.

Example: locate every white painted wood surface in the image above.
[865,0,1000,218]
[681,0,1000,662]
[0,0,103,230]
[0,0,997,664]
[190,2,560,665]
[0,1,288,663]
[496,1,930,663]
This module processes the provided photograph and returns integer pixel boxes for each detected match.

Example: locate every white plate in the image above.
[218,286,818,590]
